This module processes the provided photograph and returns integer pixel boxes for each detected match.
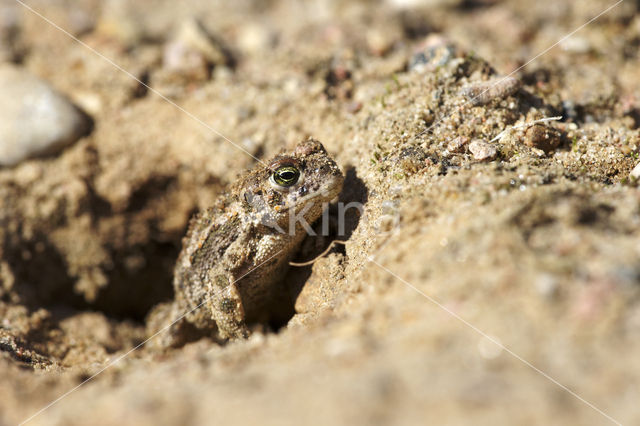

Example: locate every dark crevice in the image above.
[285,166,368,317]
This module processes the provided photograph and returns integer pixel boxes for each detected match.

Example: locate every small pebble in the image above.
[535,274,558,298]
[324,60,353,100]
[162,18,233,80]
[163,40,210,80]
[560,36,592,54]
[237,24,275,53]
[630,162,640,180]
[95,0,143,45]
[446,136,469,153]
[409,34,458,72]
[469,139,497,161]
[366,29,394,56]
[173,18,232,67]
[0,65,92,167]
[523,124,562,153]
[460,76,521,106]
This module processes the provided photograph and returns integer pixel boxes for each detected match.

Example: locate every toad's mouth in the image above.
[275,174,343,212]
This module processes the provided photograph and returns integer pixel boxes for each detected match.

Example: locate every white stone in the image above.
[0,65,91,166]
[469,139,497,161]
[630,162,640,180]
[174,18,228,66]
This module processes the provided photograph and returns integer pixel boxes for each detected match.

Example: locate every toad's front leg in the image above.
[207,276,250,339]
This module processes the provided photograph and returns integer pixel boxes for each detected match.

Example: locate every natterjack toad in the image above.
[150,139,343,347]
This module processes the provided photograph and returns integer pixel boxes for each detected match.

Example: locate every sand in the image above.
[1,1,639,425]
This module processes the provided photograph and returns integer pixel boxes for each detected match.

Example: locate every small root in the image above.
[289,240,347,267]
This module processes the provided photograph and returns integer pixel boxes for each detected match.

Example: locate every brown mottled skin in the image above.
[152,139,343,347]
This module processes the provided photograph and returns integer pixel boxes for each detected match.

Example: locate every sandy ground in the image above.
[1,0,640,425]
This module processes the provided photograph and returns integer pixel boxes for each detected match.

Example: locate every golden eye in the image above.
[271,165,300,187]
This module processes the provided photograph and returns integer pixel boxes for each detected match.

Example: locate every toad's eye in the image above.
[271,165,301,188]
